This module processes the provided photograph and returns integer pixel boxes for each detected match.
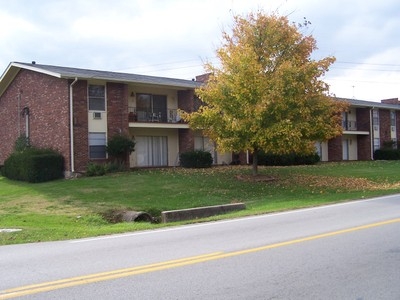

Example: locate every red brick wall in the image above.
[357,135,372,160]
[0,69,71,169]
[178,90,195,153]
[178,90,195,113]
[64,81,131,172]
[379,109,391,146]
[178,129,194,153]
[106,82,129,166]
[71,80,88,172]
[195,73,210,83]
[381,98,399,105]
[356,108,370,131]
[397,111,400,143]
[328,136,342,161]
[356,108,372,160]
[107,82,129,136]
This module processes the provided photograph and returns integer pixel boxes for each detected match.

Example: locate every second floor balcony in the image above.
[128,107,183,123]
[342,120,357,131]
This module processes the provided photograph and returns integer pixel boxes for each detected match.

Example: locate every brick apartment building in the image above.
[317,98,400,162]
[0,62,399,176]
[0,62,232,175]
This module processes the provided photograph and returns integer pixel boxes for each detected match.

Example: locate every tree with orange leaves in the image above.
[182,12,348,175]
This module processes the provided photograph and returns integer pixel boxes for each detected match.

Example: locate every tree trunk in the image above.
[252,150,258,176]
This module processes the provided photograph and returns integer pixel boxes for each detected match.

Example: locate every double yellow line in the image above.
[1,218,399,299]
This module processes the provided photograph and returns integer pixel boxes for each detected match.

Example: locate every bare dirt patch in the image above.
[235,174,278,182]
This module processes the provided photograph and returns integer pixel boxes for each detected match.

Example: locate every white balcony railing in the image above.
[128,107,182,123]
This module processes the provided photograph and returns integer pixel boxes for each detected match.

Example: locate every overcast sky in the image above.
[1,0,399,102]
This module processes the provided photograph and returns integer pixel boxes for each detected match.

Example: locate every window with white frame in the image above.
[372,109,379,126]
[390,110,396,127]
[373,138,380,151]
[88,85,106,111]
[89,132,107,159]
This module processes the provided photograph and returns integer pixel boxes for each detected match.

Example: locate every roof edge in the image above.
[11,62,63,78]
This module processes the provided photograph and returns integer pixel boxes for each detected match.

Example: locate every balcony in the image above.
[128,107,183,123]
[342,120,357,131]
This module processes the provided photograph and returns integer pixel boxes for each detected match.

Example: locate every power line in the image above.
[335,61,400,67]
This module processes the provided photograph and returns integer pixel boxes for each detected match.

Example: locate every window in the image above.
[89,132,107,159]
[390,110,396,127]
[88,85,105,111]
[372,109,379,126]
[373,138,380,151]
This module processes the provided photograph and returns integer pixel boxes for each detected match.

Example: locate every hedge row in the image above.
[258,152,320,166]
[374,149,400,160]
[2,148,64,183]
[180,150,213,168]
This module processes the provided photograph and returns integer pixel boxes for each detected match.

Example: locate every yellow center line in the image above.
[1,218,399,299]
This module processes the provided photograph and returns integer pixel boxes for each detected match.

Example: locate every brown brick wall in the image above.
[328,136,342,161]
[356,107,372,160]
[379,109,391,146]
[195,73,210,83]
[106,82,130,166]
[357,135,372,160]
[0,69,71,169]
[178,90,196,153]
[107,82,129,136]
[356,108,370,131]
[381,98,399,105]
[71,80,89,172]
[178,129,194,153]
[178,90,195,113]
[397,111,400,142]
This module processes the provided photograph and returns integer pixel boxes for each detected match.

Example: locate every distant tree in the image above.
[181,11,348,175]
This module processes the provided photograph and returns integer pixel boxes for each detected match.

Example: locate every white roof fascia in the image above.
[10,62,62,78]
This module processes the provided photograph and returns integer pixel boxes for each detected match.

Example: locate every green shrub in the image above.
[374,149,400,160]
[180,150,213,168]
[3,148,64,183]
[86,161,128,177]
[258,151,320,166]
[106,134,135,162]
[104,161,128,173]
[14,135,30,152]
[86,163,107,177]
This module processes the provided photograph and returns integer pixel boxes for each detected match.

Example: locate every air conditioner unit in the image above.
[93,112,102,119]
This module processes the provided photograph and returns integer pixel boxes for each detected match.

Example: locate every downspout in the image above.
[370,108,374,160]
[69,78,78,174]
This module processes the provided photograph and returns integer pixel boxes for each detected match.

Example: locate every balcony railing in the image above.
[128,107,182,123]
[342,120,357,131]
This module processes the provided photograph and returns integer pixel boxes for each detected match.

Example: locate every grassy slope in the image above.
[1,161,400,245]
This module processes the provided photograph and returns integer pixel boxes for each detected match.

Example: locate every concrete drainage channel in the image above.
[112,203,246,224]
[161,203,246,223]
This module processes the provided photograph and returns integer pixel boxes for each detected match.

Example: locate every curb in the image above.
[161,203,246,223]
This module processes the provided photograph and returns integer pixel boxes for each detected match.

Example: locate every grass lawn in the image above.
[1,161,400,245]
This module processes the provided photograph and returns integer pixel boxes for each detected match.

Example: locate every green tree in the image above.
[106,134,135,164]
[181,11,347,175]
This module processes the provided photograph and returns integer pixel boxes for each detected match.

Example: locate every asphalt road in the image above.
[1,194,400,299]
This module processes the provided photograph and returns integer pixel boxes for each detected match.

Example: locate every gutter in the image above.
[69,78,78,174]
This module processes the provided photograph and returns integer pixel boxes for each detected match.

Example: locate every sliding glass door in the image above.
[136,136,168,167]
[136,94,167,122]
